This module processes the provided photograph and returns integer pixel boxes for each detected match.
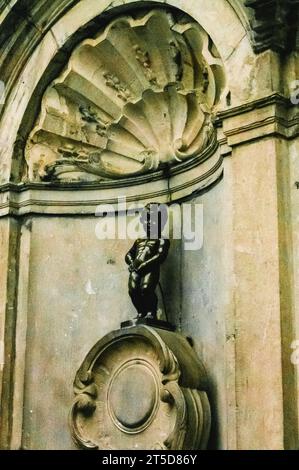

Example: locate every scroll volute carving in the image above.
[70,326,211,450]
[25,8,225,182]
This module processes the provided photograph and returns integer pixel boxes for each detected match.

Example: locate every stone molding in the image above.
[216,93,299,147]
[0,136,223,216]
[0,93,297,217]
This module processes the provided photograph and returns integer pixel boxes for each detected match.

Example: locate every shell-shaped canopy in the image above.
[25,8,225,182]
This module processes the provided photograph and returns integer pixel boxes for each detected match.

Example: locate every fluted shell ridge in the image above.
[25,8,225,182]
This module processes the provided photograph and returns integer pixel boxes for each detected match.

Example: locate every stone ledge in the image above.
[216,93,299,146]
[0,149,223,216]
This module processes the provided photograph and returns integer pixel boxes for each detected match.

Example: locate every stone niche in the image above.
[1,0,298,453]
[8,4,229,451]
[24,7,225,183]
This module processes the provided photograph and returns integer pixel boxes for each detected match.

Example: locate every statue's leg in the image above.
[139,270,159,319]
[128,271,143,316]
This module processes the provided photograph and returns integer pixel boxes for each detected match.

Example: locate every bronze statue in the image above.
[125,204,170,320]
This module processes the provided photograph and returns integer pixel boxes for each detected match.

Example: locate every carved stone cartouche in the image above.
[70,326,211,450]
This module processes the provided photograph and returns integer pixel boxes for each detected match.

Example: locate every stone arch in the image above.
[0,0,256,184]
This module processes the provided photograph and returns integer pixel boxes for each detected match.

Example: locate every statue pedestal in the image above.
[70,325,211,450]
[121,317,176,332]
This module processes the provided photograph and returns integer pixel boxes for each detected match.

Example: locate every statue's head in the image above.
[140,203,168,238]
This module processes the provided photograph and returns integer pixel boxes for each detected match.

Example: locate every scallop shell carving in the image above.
[25,8,225,182]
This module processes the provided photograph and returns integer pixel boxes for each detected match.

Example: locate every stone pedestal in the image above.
[70,325,211,450]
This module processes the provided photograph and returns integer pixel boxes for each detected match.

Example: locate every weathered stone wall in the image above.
[0,0,298,450]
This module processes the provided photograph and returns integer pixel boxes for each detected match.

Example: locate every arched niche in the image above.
[1,0,297,452]
[0,0,257,187]
[24,7,226,184]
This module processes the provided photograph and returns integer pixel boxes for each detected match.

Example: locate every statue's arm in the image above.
[125,242,137,266]
[137,239,170,274]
